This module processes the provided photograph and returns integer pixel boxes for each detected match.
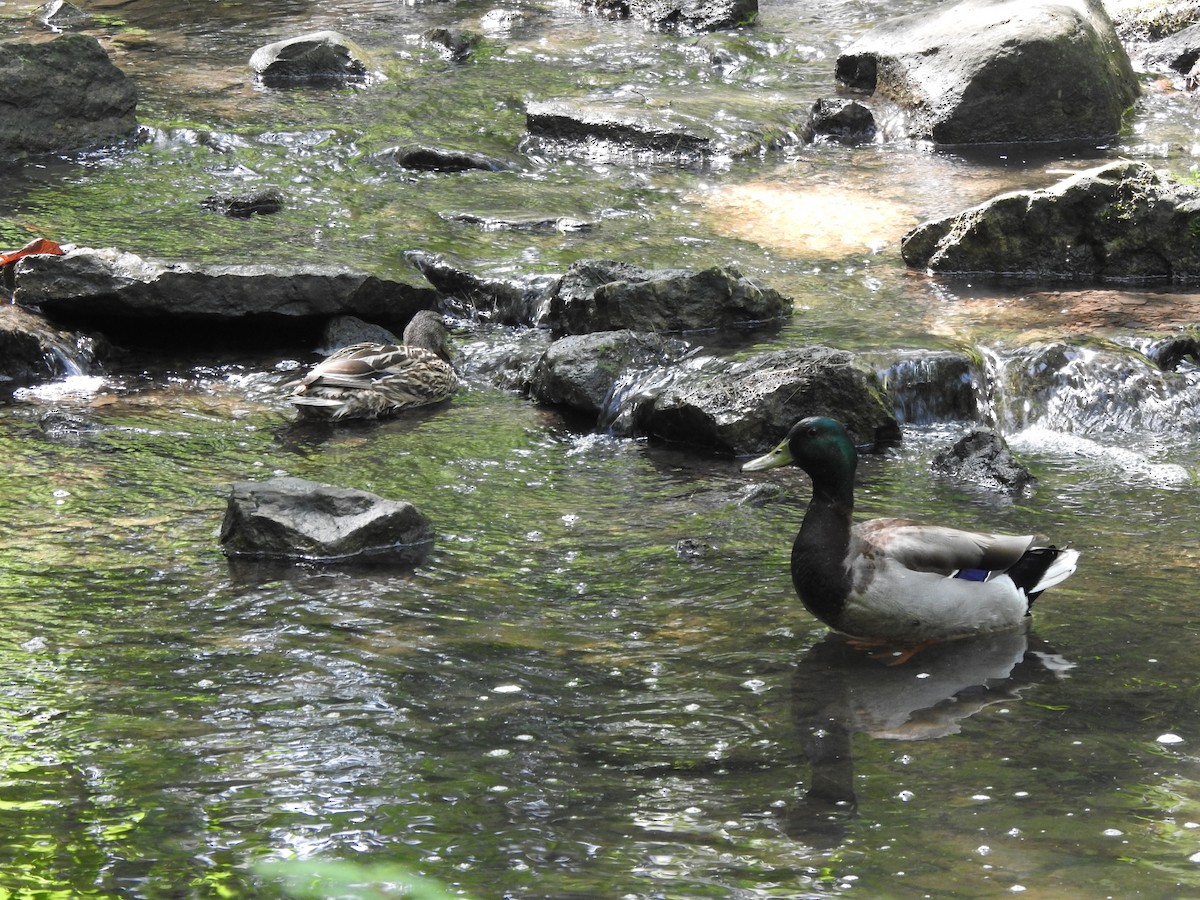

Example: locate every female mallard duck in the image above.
[291,310,458,420]
[742,417,1079,644]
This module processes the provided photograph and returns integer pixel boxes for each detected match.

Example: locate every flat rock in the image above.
[13,246,436,340]
[219,477,433,565]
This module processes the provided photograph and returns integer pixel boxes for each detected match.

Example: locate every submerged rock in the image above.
[445,212,596,233]
[902,160,1200,282]
[219,477,433,565]
[522,97,801,164]
[420,27,483,61]
[0,33,137,160]
[630,346,898,454]
[546,259,791,336]
[200,188,285,217]
[250,31,377,86]
[372,144,511,173]
[12,246,435,341]
[932,428,1036,496]
[835,0,1138,144]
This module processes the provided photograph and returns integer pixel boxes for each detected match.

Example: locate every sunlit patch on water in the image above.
[695,181,915,257]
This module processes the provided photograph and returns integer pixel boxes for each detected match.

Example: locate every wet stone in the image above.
[931,428,1036,496]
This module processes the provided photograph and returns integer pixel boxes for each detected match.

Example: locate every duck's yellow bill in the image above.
[742,438,793,472]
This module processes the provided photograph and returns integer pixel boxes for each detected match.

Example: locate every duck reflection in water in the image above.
[787,625,1071,847]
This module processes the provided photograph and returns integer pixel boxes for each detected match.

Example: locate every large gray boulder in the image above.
[630,346,898,454]
[13,246,436,337]
[835,0,1138,144]
[545,260,791,337]
[901,160,1200,282]
[0,33,137,160]
[219,477,433,565]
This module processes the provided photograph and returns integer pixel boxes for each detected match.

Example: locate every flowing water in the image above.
[1,0,1200,897]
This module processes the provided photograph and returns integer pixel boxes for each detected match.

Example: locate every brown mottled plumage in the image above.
[291,310,458,420]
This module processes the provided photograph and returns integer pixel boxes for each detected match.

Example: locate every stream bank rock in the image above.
[835,0,1138,144]
[250,31,377,86]
[0,33,137,160]
[627,346,898,454]
[12,246,436,342]
[219,477,433,565]
[546,260,791,336]
[901,160,1200,282]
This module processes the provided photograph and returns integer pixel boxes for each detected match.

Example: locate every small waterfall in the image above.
[598,352,725,435]
[877,350,985,425]
[42,332,100,377]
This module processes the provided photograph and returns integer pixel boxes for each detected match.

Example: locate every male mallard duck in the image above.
[742,417,1079,643]
[291,310,458,420]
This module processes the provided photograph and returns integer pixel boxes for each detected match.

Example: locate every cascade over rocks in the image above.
[219,477,434,565]
[546,259,791,336]
[582,0,756,33]
[0,33,137,160]
[0,305,104,384]
[878,350,981,424]
[835,0,1138,144]
[12,246,436,340]
[529,330,691,418]
[901,160,1200,282]
[405,251,559,325]
[628,346,898,454]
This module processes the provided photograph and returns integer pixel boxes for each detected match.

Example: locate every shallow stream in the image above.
[2,0,1200,897]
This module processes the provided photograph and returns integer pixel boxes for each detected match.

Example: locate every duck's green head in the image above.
[742,416,859,484]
